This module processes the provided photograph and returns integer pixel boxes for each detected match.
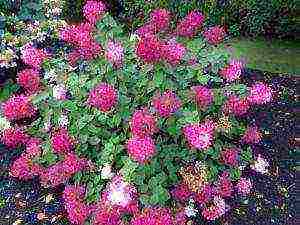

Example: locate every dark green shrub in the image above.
[121,0,297,38]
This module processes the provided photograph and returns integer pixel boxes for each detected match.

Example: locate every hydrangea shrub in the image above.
[0,2,274,224]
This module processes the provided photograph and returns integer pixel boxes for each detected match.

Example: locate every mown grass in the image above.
[222,37,300,75]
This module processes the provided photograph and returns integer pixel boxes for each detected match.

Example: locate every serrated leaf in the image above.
[229,167,241,181]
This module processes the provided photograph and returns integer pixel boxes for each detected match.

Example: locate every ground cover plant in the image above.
[0,1,295,225]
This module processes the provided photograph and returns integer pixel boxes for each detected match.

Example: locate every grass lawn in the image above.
[222,37,300,75]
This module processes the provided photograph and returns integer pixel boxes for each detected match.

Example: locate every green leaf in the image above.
[197,72,209,85]
[241,147,253,163]
[78,115,95,130]
[151,185,170,205]
[121,157,139,182]
[229,167,242,181]
[88,136,101,145]
[139,194,151,206]
[62,100,78,111]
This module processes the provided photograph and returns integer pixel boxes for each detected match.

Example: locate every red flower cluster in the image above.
[83,0,106,24]
[192,86,214,109]
[127,108,157,164]
[203,26,226,45]
[2,95,37,121]
[220,148,239,166]
[182,120,216,150]
[149,8,171,32]
[152,90,181,117]
[126,136,156,164]
[21,44,49,69]
[130,108,157,137]
[63,185,92,225]
[222,95,250,116]
[135,8,170,37]
[176,10,205,38]
[1,128,29,148]
[216,172,233,198]
[93,205,123,225]
[51,128,75,154]
[9,138,42,180]
[162,39,186,66]
[219,59,243,82]
[131,207,174,225]
[202,197,228,220]
[60,23,94,47]
[17,69,41,94]
[10,156,43,180]
[135,24,156,38]
[136,35,163,63]
[195,184,216,204]
[171,183,192,202]
[242,126,262,144]
[87,83,118,112]
[59,23,102,64]
[40,153,89,187]
[247,82,273,105]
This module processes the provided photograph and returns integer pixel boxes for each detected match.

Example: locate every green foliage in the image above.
[121,0,297,38]
[0,81,19,102]
[4,8,257,212]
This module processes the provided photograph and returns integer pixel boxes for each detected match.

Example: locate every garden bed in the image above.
[0,2,297,225]
[0,69,296,225]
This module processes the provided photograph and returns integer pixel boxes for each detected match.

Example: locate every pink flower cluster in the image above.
[40,153,89,187]
[171,183,192,202]
[219,59,244,82]
[152,90,181,117]
[135,8,171,37]
[202,196,228,220]
[87,83,118,112]
[161,39,186,66]
[127,108,158,164]
[242,125,262,144]
[136,35,163,64]
[83,0,106,24]
[59,23,102,65]
[10,156,43,180]
[10,138,42,180]
[105,40,124,68]
[203,25,226,45]
[93,205,123,225]
[176,10,205,38]
[51,128,75,154]
[131,207,174,225]
[2,95,37,121]
[127,136,156,164]
[182,120,216,150]
[93,175,138,224]
[149,8,171,32]
[60,23,94,47]
[220,148,239,166]
[17,69,41,94]
[21,44,49,69]
[236,178,252,196]
[1,128,29,148]
[63,185,92,225]
[222,95,250,116]
[192,86,214,109]
[195,184,216,204]
[216,172,233,198]
[130,108,157,137]
[101,175,138,213]
[247,82,273,105]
